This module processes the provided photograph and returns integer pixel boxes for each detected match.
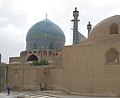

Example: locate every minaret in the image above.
[71,7,80,45]
[87,21,92,37]
[0,54,1,64]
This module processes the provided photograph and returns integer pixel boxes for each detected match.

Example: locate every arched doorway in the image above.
[27,54,38,61]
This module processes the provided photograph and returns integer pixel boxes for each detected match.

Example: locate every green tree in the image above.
[32,59,49,66]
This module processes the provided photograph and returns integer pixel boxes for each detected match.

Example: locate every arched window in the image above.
[49,51,52,56]
[43,51,47,56]
[110,23,118,34]
[105,48,119,64]
[38,51,41,56]
[27,54,38,61]
[56,53,58,56]
[29,51,32,53]
[34,51,37,53]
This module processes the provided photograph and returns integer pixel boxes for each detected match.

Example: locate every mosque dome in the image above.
[26,18,65,50]
[82,15,120,45]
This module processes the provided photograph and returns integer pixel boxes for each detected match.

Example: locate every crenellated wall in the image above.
[9,49,62,66]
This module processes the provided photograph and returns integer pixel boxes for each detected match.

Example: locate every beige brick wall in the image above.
[7,64,45,91]
[60,44,120,95]
[7,43,120,95]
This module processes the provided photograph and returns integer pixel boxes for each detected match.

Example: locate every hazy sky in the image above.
[0,0,120,63]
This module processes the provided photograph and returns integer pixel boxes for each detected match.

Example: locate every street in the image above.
[0,92,120,98]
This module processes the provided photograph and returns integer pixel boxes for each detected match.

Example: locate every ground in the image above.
[0,91,120,98]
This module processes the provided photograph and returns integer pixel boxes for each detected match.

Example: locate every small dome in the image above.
[82,15,120,45]
[89,15,120,38]
[26,19,65,50]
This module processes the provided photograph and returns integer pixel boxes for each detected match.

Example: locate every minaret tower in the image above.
[0,54,1,64]
[71,7,80,45]
[87,21,92,37]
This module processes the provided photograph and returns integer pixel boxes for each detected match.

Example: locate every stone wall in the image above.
[7,43,120,96]
[0,65,6,91]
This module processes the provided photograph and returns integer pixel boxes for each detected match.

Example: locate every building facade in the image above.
[2,9,120,96]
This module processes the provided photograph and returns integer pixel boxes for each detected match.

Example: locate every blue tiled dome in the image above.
[26,19,65,50]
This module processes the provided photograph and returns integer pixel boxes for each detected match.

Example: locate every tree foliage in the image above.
[32,59,49,66]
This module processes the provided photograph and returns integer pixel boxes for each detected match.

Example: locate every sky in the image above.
[0,0,120,63]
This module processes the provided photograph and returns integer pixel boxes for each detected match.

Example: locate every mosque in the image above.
[1,7,120,96]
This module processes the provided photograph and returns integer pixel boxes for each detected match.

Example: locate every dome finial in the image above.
[46,13,48,19]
